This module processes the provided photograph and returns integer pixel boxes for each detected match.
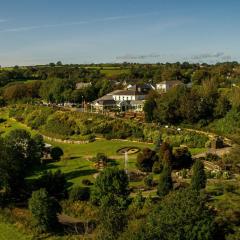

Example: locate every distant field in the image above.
[100,68,130,77]
[84,66,130,77]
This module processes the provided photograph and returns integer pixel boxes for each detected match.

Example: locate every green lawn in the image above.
[0,107,207,187]
[0,222,32,240]
[33,139,154,186]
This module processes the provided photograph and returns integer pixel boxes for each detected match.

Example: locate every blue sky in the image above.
[0,0,239,66]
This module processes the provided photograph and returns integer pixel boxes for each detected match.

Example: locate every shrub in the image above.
[224,183,237,193]
[37,170,67,199]
[205,153,220,162]
[152,161,163,174]
[0,118,6,124]
[91,167,129,207]
[28,188,62,233]
[173,147,193,169]
[136,148,158,172]
[144,174,154,187]
[44,112,77,136]
[191,160,206,191]
[157,165,173,197]
[69,186,90,201]
[179,168,188,179]
[82,179,93,186]
[50,147,64,161]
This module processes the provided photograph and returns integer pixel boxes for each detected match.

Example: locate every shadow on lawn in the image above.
[64,169,98,181]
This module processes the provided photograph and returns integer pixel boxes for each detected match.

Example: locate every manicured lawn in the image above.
[1,107,207,188]
[35,139,154,186]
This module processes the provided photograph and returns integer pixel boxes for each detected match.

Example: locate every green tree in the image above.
[37,170,67,199]
[157,165,173,197]
[136,148,158,172]
[69,186,90,202]
[50,146,64,161]
[173,147,193,169]
[91,167,129,207]
[143,99,156,122]
[29,188,61,232]
[5,129,41,168]
[159,142,173,160]
[132,191,145,209]
[191,160,207,191]
[214,95,231,118]
[148,189,218,240]
[97,204,127,240]
[0,130,42,196]
[0,137,25,196]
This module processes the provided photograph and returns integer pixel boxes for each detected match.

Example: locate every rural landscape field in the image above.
[0,1,240,240]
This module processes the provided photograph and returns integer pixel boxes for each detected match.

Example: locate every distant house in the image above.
[156,80,183,92]
[91,84,149,112]
[76,82,92,90]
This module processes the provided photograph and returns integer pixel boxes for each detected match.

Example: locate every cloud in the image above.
[191,52,225,60]
[0,12,160,33]
[116,53,163,60]
[115,52,233,63]
[220,55,232,61]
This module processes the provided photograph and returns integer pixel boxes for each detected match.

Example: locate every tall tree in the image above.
[191,160,207,191]
[29,188,61,233]
[157,165,173,197]
[91,167,129,207]
[143,99,156,122]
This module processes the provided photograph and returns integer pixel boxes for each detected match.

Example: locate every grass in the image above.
[100,68,130,77]
[0,222,32,240]
[188,148,206,155]
[33,139,154,187]
[0,107,207,188]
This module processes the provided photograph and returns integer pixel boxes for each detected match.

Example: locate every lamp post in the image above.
[124,151,130,180]
[81,96,84,112]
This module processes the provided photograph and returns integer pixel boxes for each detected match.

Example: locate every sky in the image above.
[0,0,239,66]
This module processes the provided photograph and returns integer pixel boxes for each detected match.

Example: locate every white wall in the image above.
[113,95,136,101]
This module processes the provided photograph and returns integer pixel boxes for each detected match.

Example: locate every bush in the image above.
[173,147,193,169]
[82,179,93,186]
[157,165,173,197]
[152,161,163,174]
[69,186,90,201]
[144,174,154,187]
[37,170,67,199]
[29,188,62,233]
[0,118,6,124]
[44,112,77,136]
[136,148,158,172]
[205,153,220,162]
[50,147,64,161]
[224,183,237,193]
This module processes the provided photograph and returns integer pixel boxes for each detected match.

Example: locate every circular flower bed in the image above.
[117,147,140,155]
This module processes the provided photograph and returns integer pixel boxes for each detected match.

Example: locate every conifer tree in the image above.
[191,160,206,191]
[157,165,173,197]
